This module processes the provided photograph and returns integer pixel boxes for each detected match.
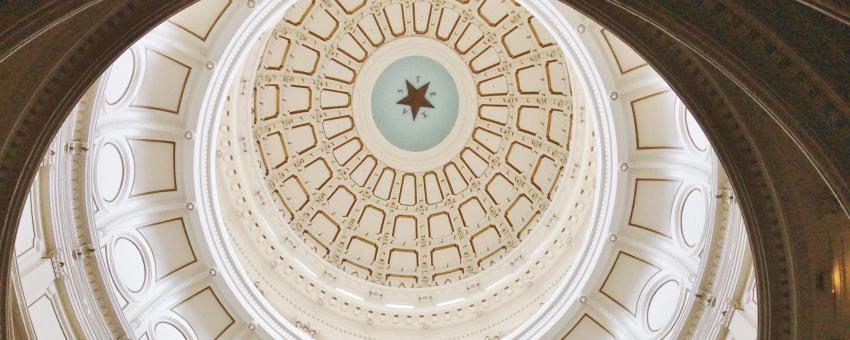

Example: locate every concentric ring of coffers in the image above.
[251,0,578,288]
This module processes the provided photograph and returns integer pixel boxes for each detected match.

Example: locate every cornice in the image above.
[680,172,748,339]
[58,81,125,339]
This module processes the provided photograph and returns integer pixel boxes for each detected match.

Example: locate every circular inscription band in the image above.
[371,56,459,152]
[354,37,476,172]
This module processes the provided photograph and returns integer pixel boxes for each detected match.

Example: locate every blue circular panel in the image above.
[371,56,459,152]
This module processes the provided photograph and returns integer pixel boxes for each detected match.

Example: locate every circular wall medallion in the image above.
[680,188,707,247]
[154,321,187,340]
[112,237,146,293]
[104,49,135,105]
[685,111,710,152]
[371,56,459,152]
[646,280,682,332]
[96,142,124,203]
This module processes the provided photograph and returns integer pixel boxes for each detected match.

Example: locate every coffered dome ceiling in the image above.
[9,0,758,339]
[245,0,581,288]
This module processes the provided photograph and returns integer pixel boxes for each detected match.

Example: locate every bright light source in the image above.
[486,275,510,291]
[335,288,364,301]
[293,258,316,278]
[436,298,465,307]
[385,304,414,309]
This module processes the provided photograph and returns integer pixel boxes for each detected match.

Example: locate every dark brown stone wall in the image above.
[562,2,850,339]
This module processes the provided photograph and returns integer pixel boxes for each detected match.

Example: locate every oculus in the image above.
[372,56,459,151]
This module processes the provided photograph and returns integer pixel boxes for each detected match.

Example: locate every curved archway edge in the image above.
[0,1,847,339]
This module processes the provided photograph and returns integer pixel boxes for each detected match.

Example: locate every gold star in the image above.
[396,80,434,121]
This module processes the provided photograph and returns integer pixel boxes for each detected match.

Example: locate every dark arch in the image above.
[0,1,847,339]
[560,2,850,339]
